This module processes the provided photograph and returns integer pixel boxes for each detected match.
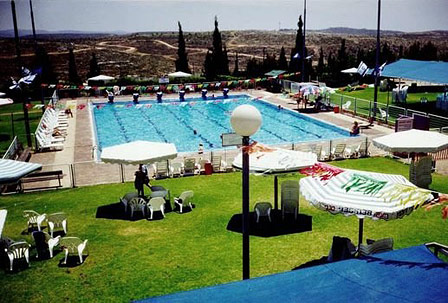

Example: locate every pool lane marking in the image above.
[138,107,169,143]
[110,105,130,142]
[164,105,213,146]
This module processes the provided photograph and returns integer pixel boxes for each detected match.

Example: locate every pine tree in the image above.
[87,52,100,79]
[204,50,215,80]
[175,21,191,73]
[405,41,421,60]
[223,45,230,75]
[289,15,303,73]
[420,41,438,61]
[316,47,324,77]
[233,52,239,76]
[68,43,81,85]
[278,47,288,70]
[34,45,56,83]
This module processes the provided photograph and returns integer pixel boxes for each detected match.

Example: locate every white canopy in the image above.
[0,98,13,107]
[87,75,115,81]
[341,67,359,74]
[100,141,177,165]
[0,209,6,237]
[372,129,448,153]
[0,159,42,185]
[168,71,192,78]
[232,144,317,174]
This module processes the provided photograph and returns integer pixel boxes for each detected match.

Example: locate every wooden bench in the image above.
[19,170,64,192]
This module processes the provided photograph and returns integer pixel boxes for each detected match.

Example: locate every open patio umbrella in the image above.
[168,71,192,78]
[0,98,13,107]
[232,142,318,209]
[0,209,7,238]
[372,129,448,153]
[100,141,177,165]
[0,159,42,185]
[300,163,434,248]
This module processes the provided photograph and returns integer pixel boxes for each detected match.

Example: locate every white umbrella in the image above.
[100,141,177,165]
[300,165,434,247]
[232,146,317,174]
[0,98,13,107]
[87,75,115,81]
[0,209,7,238]
[168,71,192,78]
[372,129,448,153]
[341,67,359,74]
[0,159,42,185]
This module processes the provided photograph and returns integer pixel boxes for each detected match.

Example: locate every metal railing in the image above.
[2,136,19,160]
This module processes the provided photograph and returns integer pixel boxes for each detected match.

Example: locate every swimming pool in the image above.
[91,94,351,153]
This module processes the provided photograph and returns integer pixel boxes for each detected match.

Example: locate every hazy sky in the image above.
[1,0,447,33]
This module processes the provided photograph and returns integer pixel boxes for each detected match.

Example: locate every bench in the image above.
[19,170,64,192]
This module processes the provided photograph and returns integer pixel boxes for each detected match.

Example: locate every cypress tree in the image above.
[211,16,229,76]
[233,52,240,76]
[278,47,288,71]
[289,15,303,72]
[175,21,191,73]
[68,43,81,85]
[204,50,215,80]
[87,52,100,79]
[34,45,56,84]
[223,45,230,75]
[316,47,324,77]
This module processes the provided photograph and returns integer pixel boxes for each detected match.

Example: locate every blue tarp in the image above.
[381,59,448,84]
[139,245,448,303]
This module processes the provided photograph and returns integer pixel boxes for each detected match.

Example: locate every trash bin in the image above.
[204,163,213,175]
[333,106,340,113]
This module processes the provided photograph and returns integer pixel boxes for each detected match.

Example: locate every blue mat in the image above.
[139,245,448,303]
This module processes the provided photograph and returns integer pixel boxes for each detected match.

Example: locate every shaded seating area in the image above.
[32,231,61,259]
[281,180,299,221]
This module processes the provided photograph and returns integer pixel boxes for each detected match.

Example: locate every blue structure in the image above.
[140,245,448,303]
[382,59,448,84]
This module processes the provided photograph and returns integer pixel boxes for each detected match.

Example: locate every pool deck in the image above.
[28,90,448,188]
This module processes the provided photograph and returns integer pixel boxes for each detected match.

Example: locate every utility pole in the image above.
[29,0,37,51]
[373,0,381,120]
[302,0,307,82]
[11,0,32,147]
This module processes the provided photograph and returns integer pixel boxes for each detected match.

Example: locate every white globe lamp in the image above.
[230,105,262,137]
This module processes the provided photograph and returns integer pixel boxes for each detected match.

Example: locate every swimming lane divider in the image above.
[138,108,168,143]
[188,106,228,131]
[164,106,213,146]
[111,106,130,142]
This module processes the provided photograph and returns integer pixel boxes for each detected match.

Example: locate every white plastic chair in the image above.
[23,210,46,231]
[5,241,31,271]
[342,101,351,110]
[128,197,147,218]
[121,192,138,213]
[32,231,60,259]
[254,202,272,223]
[47,212,68,237]
[60,237,88,265]
[147,197,166,219]
[281,180,300,220]
[174,191,194,213]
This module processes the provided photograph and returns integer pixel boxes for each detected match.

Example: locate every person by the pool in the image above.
[350,121,360,136]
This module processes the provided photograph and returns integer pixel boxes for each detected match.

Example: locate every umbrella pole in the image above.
[274,175,278,210]
[358,217,364,254]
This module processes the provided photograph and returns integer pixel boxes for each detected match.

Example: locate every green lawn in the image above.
[1,157,447,302]
[0,101,43,154]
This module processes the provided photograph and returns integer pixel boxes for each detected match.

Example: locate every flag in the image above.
[357,61,368,77]
[371,61,387,77]
[293,52,300,59]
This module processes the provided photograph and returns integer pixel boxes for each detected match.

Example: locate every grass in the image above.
[1,157,447,302]
[0,101,43,154]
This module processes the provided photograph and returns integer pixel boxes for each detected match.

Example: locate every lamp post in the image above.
[372,0,381,120]
[230,104,262,280]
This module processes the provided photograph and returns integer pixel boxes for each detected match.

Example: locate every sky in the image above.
[0,0,447,33]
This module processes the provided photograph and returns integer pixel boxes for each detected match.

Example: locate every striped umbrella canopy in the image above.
[100,141,177,165]
[0,159,42,185]
[0,209,6,237]
[300,164,434,246]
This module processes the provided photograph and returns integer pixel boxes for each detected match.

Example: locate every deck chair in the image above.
[379,108,388,120]
[170,162,183,178]
[183,158,199,175]
[330,144,346,160]
[5,241,31,271]
[174,191,194,213]
[120,192,138,213]
[128,197,147,218]
[60,237,88,265]
[154,161,169,179]
[147,197,165,219]
[359,238,394,256]
[199,159,209,174]
[281,180,300,220]
[212,156,226,172]
[32,231,60,259]
[47,212,67,238]
[23,210,46,232]
[342,101,351,111]
[346,141,370,158]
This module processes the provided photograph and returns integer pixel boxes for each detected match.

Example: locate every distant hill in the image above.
[310,27,404,36]
[0,29,127,38]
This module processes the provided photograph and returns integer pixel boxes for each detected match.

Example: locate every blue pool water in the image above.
[92,94,351,153]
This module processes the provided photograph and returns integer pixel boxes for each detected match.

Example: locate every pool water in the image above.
[92,94,351,153]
